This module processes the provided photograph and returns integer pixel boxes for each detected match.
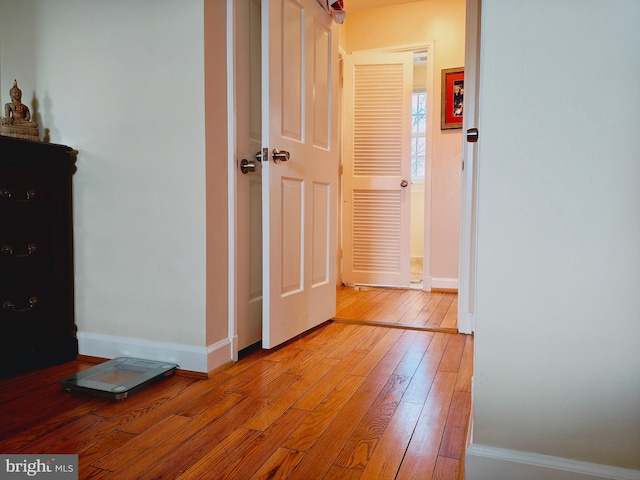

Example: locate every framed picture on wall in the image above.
[441,67,464,129]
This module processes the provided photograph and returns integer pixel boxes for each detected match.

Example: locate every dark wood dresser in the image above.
[0,135,78,377]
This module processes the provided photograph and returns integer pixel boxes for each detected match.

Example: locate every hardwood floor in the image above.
[0,287,472,479]
[335,285,458,332]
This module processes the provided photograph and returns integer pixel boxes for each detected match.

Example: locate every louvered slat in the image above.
[352,190,401,272]
[353,62,405,177]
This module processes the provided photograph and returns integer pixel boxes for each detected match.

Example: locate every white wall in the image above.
[469,0,640,477]
[1,1,212,371]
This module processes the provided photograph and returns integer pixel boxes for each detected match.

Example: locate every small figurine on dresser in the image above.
[1,79,39,141]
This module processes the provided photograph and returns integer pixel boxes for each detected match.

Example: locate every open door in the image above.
[235,0,263,353]
[342,52,413,287]
[261,0,339,348]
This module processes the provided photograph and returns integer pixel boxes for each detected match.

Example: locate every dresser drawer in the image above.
[0,172,53,222]
[0,279,59,328]
[0,226,53,279]
[0,331,78,377]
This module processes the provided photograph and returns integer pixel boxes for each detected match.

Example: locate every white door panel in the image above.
[262,0,338,348]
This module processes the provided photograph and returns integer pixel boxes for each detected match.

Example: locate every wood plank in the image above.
[455,334,474,392]
[77,431,137,473]
[438,334,467,373]
[409,292,445,327]
[293,349,367,411]
[361,401,423,478]
[426,293,456,328]
[334,374,411,469]
[243,358,339,431]
[379,290,428,325]
[440,297,459,329]
[396,371,457,479]
[285,370,398,480]
[284,374,366,451]
[326,325,376,360]
[433,455,460,480]
[173,428,261,480]
[0,360,93,404]
[350,329,405,377]
[325,466,365,479]
[401,333,450,405]
[438,389,472,459]
[336,288,393,320]
[249,447,306,480]
[120,374,232,433]
[0,396,107,450]
[214,408,307,479]
[9,414,114,454]
[147,427,259,480]
[90,414,191,471]
[392,331,434,378]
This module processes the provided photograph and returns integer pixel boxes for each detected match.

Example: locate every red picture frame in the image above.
[441,67,464,129]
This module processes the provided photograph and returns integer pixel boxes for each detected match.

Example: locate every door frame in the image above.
[226,0,239,361]
[457,0,481,334]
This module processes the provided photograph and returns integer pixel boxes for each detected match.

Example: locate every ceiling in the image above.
[345,0,425,13]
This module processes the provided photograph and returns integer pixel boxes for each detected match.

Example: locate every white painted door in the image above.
[261,0,338,348]
[342,52,413,287]
[235,0,263,351]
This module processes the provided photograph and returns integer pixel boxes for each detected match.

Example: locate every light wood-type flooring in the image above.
[335,285,458,332]
[0,286,472,479]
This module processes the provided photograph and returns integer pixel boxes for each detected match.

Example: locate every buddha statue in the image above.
[1,80,40,141]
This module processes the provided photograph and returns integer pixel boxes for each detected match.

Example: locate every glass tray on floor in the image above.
[59,357,178,400]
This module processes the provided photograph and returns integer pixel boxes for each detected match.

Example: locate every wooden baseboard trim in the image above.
[431,287,458,293]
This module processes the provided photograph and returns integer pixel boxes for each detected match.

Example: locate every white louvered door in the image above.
[343,52,413,287]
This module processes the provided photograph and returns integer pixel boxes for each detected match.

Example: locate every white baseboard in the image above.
[465,444,640,480]
[430,277,459,290]
[77,332,232,374]
[458,311,474,334]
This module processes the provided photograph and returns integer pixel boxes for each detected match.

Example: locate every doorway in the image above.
[340,47,433,290]
[231,0,476,352]
[342,4,471,302]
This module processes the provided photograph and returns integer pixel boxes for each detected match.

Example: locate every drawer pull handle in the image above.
[0,188,36,201]
[1,243,37,257]
[3,297,38,313]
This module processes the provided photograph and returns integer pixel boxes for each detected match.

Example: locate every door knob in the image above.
[240,158,256,174]
[400,180,408,187]
[272,149,290,163]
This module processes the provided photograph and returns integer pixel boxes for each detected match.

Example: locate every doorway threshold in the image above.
[331,317,457,334]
